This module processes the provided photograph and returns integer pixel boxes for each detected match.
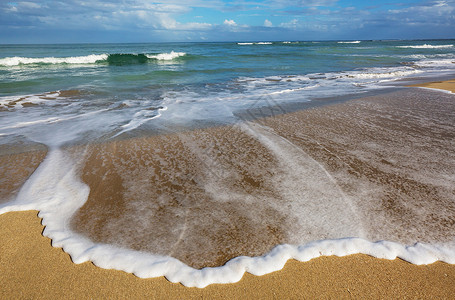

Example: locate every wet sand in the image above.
[0,143,47,204]
[69,85,455,268]
[2,210,455,298]
[1,79,455,297]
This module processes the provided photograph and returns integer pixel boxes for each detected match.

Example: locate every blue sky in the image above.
[0,0,454,43]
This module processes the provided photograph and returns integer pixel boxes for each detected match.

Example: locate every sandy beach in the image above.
[1,79,455,298]
[2,210,455,298]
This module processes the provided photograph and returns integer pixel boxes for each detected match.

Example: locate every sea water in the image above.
[0,40,455,287]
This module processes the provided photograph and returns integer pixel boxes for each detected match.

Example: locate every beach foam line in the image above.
[1,151,454,288]
[407,79,455,93]
[343,68,422,79]
[1,122,454,287]
[3,211,455,298]
[1,184,455,289]
[338,41,361,44]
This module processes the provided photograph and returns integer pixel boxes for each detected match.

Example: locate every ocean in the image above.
[1,40,455,144]
[1,40,455,287]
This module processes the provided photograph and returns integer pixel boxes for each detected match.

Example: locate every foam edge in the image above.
[1,149,454,288]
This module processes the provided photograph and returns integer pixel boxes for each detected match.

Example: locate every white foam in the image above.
[146,51,186,60]
[0,54,108,66]
[237,42,272,45]
[0,116,62,130]
[413,58,455,68]
[112,106,167,137]
[0,92,62,110]
[338,41,361,44]
[414,86,454,94]
[344,68,422,79]
[397,44,453,49]
[267,85,319,95]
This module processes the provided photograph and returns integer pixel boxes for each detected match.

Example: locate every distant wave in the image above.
[0,51,187,67]
[397,44,453,49]
[237,42,273,45]
[0,54,108,66]
[338,41,361,44]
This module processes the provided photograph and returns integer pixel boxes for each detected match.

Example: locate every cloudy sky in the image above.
[1,0,454,43]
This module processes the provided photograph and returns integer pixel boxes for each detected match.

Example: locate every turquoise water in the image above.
[1,40,455,145]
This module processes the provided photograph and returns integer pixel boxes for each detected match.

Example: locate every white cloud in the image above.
[18,2,42,9]
[280,19,299,29]
[270,0,338,8]
[180,22,212,30]
[223,19,237,26]
[2,0,455,42]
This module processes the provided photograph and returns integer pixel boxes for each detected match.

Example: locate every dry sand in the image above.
[1,79,455,298]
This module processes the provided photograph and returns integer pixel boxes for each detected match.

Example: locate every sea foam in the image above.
[397,44,453,49]
[237,42,273,45]
[146,51,186,60]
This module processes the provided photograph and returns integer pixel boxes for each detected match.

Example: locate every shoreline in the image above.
[407,78,455,93]
[2,210,455,298]
[1,79,455,297]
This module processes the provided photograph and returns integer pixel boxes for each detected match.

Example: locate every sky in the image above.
[0,0,454,43]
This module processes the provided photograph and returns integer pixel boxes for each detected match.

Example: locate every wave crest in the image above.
[397,44,453,49]
[338,41,361,44]
[0,51,187,67]
[146,51,186,60]
[0,54,108,66]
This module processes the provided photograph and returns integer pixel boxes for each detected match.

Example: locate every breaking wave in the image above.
[338,41,361,44]
[237,42,273,45]
[397,44,453,49]
[0,51,187,67]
